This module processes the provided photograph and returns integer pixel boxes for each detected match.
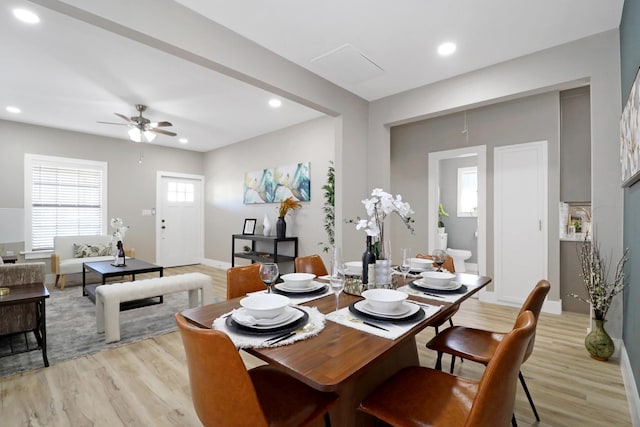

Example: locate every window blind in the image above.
[28,157,106,250]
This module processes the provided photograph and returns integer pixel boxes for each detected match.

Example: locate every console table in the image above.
[231,235,298,267]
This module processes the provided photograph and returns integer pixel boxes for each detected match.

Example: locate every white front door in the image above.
[156,172,204,267]
[494,141,548,305]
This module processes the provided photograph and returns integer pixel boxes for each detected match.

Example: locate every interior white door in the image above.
[157,173,204,267]
[494,141,548,305]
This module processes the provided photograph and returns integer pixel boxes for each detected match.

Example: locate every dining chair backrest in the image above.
[175,313,269,427]
[464,310,536,427]
[516,279,550,362]
[416,253,455,273]
[295,254,329,277]
[226,264,265,300]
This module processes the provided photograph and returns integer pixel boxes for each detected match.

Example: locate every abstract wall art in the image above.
[621,66,640,187]
[243,162,310,204]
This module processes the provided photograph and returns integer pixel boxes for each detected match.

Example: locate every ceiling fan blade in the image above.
[150,121,173,127]
[97,121,130,126]
[150,128,177,137]
[114,112,134,124]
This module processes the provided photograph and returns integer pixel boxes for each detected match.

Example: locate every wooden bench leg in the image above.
[60,275,66,291]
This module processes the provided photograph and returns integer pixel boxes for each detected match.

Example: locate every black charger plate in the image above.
[273,284,328,297]
[410,281,468,294]
[348,301,425,323]
[226,307,309,336]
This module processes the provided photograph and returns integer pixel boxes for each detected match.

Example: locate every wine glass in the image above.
[259,263,279,293]
[400,248,411,285]
[432,249,447,272]
[330,247,345,311]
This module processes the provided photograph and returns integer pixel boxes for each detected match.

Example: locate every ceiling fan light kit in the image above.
[99,104,176,143]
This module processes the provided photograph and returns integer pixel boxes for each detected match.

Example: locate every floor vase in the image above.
[585,319,614,361]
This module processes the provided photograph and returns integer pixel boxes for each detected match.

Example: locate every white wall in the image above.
[203,116,335,270]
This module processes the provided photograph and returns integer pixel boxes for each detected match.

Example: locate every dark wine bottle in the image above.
[362,236,376,285]
[117,240,126,266]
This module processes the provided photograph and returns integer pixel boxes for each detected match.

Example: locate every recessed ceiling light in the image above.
[13,9,40,24]
[6,106,21,114]
[437,42,456,56]
[179,138,188,144]
[268,98,282,108]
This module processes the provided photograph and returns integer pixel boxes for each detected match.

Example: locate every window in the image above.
[457,166,478,217]
[167,181,195,202]
[25,154,107,251]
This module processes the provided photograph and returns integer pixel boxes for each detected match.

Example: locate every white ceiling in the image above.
[1,1,624,152]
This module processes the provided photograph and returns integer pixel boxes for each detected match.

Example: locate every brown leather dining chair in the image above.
[415,253,457,334]
[295,254,329,277]
[359,310,537,427]
[226,263,265,300]
[176,313,337,427]
[426,279,551,423]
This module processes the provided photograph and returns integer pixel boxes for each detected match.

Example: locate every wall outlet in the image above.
[142,209,152,216]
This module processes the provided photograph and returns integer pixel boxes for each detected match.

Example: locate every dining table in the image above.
[180,272,492,427]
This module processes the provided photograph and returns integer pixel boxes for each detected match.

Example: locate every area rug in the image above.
[0,273,222,378]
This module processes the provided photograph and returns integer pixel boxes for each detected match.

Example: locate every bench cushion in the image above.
[96,273,214,343]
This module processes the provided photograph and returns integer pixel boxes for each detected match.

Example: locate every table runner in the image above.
[325,303,442,340]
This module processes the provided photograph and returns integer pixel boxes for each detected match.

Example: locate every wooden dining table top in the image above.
[180,272,491,392]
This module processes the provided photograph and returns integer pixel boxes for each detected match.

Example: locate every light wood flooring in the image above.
[0,264,632,426]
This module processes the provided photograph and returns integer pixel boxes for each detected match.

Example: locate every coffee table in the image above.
[83,259,164,309]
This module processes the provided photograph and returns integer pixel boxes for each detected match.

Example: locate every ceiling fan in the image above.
[98,104,177,142]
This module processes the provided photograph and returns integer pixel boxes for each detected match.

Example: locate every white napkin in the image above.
[397,282,480,303]
[325,304,442,340]
[213,306,325,349]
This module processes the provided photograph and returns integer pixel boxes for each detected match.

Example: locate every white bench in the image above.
[96,272,213,343]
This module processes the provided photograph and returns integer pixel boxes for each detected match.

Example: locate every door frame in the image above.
[428,145,486,276]
[155,171,205,266]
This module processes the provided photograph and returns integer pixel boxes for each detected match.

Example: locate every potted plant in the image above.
[438,203,448,234]
[276,197,302,239]
[242,245,252,254]
[318,161,335,253]
[570,238,629,361]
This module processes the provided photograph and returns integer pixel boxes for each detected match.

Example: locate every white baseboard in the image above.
[620,342,640,427]
[478,290,561,314]
[202,258,231,269]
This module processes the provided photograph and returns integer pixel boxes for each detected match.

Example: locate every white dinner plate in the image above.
[413,279,462,291]
[275,281,325,293]
[354,300,420,319]
[232,306,302,328]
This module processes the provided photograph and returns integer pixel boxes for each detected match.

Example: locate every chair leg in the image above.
[519,371,540,421]
[435,351,443,370]
[323,412,332,427]
[448,318,454,328]
[512,413,518,427]
[449,355,456,374]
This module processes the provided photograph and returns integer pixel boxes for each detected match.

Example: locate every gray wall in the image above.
[439,156,478,263]
[560,87,591,202]
[203,116,335,272]
[390,92,560,297]
[0,119,203,263]
[620,0,640,406]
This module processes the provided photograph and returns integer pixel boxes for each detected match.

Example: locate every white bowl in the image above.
[344,261,362,275]
[281,272,316,289]
[420,271,455,287]
[361,289,408,313]
[239,293,290,319]
[410,257,434,270]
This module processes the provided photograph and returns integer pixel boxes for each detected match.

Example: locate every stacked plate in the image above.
[412,271,466,293]
[227,306,309,335]
[350,289,425,322]
[274,281,327,296]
